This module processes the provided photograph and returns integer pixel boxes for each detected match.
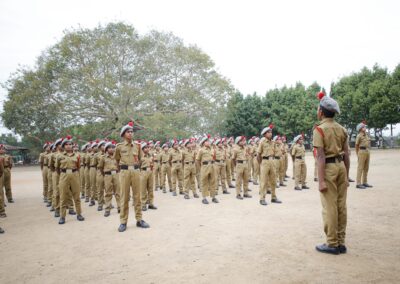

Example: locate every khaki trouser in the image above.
[59,171,82,218]
[47,169,53,203]
[260,159,277,200]
[184,163,197,195]
[356,150,370,184]
[291,155,295,178]
[52,171,60,210]
[171,163,183,193]
[235,162,249,195]
[153,162,161,189]
[96,170,105,205]
[294,159,307,187]
[252,156,260,183]
[225,158,233,186]
[274,158,282,184]
[231,159,236,179]
[79,167,85,195]
[3,168,12,201]
[0,175,4,215]
[195,162,201,188]
[200,164,216,198]
[119,169,142,224]
[141,170,154,206]
[160,163,172,190]
[84,167,91,198]
[319,161,347,247]
[283,153,288,177]
[42,166,48,199]
[104,172,120,211]
[89,167,97,201]
[248,159,252,181]
[214,162,227,192]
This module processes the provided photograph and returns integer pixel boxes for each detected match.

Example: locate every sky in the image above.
[0,0,399,134]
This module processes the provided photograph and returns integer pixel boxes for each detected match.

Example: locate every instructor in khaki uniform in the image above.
[258,124,282,206]
[313,92,350,255]
[116,121,150,232]
[355,121,373,189]
[291,135,309,190]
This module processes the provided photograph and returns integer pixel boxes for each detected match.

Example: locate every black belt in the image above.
[61,169,78,173]
[120,165,140,170]
[141,167,152,171]
[172,161,180,164]
[360,146,367,150]
[215,160,225,163]
[236,160,246,164]
[262,156,273,160]
[325,156,344,163]
[275,157,281,160]
[104,171,117,175]
[90,166,97,168]
[162,162,168,164]
[154,160,159,162]
[185,161,194,164]
[296,156,303,160]
[202,161,214,165]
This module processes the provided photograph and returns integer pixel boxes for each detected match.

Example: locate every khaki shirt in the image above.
[313,118,347,158]
[196,146,214,163]
[96,153,105,169]
[84,152,91,167]
[141,153,153,169]
[169,148,182,163]
[182,148,195,163]
[215,147,226,161]
[43,152,51,166]
[0,154,12,168]
[274,143,283,158]
[56,151,80,170]
[89,152,98,167]
[291,144,305,158]
[160,150,171,164]
[232,145,247,161]
[114,140,142,166]
[99,154,118,172]
[355,132,370,149]
[39,152,45,165]
[49,152,59,170]
[258,138,275,157]
[153,150,162,163]
[80,152,86,167]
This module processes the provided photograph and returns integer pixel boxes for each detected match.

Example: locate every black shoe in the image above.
[253,182,259,185]
[339,245,347,254]
[202,198,209,204]
[243,193,252,198]
[49,207,55,212]
[104,211,110,217]
[223,190,230,194]
[148,204,157,210]
[89,200,95,206]
[142,206,147,211]
[212,197,219,203]
[85,197,89,203]
[279,183,286,187]
[302,185,310,189]
[248,188,252,192]
[236,194,243,200]
[118,224,127,232]
[314,178,318,182]
[162,189,166,193]
[0,213,7,218]
[356,184,366,189]
[69,209,76,215]
[348,178,355,182]
[267,191,271,194]
[363,183,373,188]
[97,205,103,211]
[46,202,52,207]
[172,192,177,196]
[179,191,184,195]
[315,244,339,255]
[229,185,235,188]
[294,186,302,191]
[8,199,14,203]
[184,194,190,199]
[43,198,48,203]
[194,193,199,198]
[54,211,60,218]
[117,209,120,214]
[285,175,290,178]
[77,214,85,221]
[58,217,65,225]
[0,227,4,233]
[260,200,267,206]
[136,220,150,228]
[271,199,282,204]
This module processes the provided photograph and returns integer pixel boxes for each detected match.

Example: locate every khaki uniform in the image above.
[0,159,5,216]
[196,146,216,198]
[169,148,183,193]
[44,152,53,203]
[182,148,197,196]
[39,152,48,200]
[52,151,73,212]
[84,152,91,199]
[160,150,172,191]
[258,138,277,200]
[292,143,307,187]
[79,152,86,196]
[313,118,348,247]
[153,150,162,190]
[230,145,236,180]
[252,144,260,184]
[140,153,154,206]
[233,145,249,195]
[96,152,105,206]
[274,143,284,184]
[98,153,120,212]
[57,151,82,218]
[356,132,371,185]
[224,145,234,186]
[115,141,143,224]
[89,152,98,202]
[214,146,227,192]
[283,143,289,177]
[195,145,201,189]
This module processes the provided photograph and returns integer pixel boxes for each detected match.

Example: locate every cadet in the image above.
[153,141,162,191]
[252,137,260,185]
[233,136,251,199]
[258,124,282,205]
[355,121,373,189]
[182,139,199,199]
[116,122,150,232]
[99,141,120,217]
[214,138,230,195]
[169,140,184,196]
[79,143,88,199]
[223,138,235,188]
[196,136,218,204]
[282,136,290,179]
[313,92,350,255]
[40,142,51,203]
[160,143,172,193]
[228,137,236,180]
[0,154,5,218]
[140,142,157,211]
[56,136,84,224]
[96,140,106,211]
[84,142,92,202]
[273,135,286,187]
[88,141,98,206]
[292,135,309,190]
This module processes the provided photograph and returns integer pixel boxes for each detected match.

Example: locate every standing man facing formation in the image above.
[313,92,349,255]
[355,121,373,189]
[115,121,149,232]
[0,145,14,203]
[292,135,309,190]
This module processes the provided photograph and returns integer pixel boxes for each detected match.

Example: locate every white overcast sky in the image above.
[0,0,399,134]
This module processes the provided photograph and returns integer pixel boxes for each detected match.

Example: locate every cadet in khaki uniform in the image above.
[355,121,373,189]
[182,139,199,199]
[160,144,172,193]
[194,141,201,190]
[99,141,120,217]
[153,141,162,191]
[0,147,14,203]
[233,136,251,199]
[84,143,92,202]
[40,143,51,203]
[228,137,236,180]
[258,125,282,205]
[214,138,230,195]
[282,136,289,179]
[79,143,88,199]
[169,140,184,196]
[313,92,350,255]
[252,138,260,185]
[140,142,157,211]
[56,136,85,224]
[45,146,54,209]
[273,135,286,187]
[0,155,5,218]
[292,135,309,190]
[96,140,106,211]
[116,122,150,232]
[223,138,235,188]
[196,136,218,204]
[88,142,99,206]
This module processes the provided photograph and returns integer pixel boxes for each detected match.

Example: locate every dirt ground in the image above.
[0,149,399,284]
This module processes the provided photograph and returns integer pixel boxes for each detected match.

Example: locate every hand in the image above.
[319,181,328,193]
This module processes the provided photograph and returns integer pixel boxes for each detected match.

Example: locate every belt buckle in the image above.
[337,156,343,162]
[66,169,73,174]
[128,166,135,171]
[111,170,117,175]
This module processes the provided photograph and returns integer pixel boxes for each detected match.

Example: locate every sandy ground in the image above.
[0,149,400,284]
